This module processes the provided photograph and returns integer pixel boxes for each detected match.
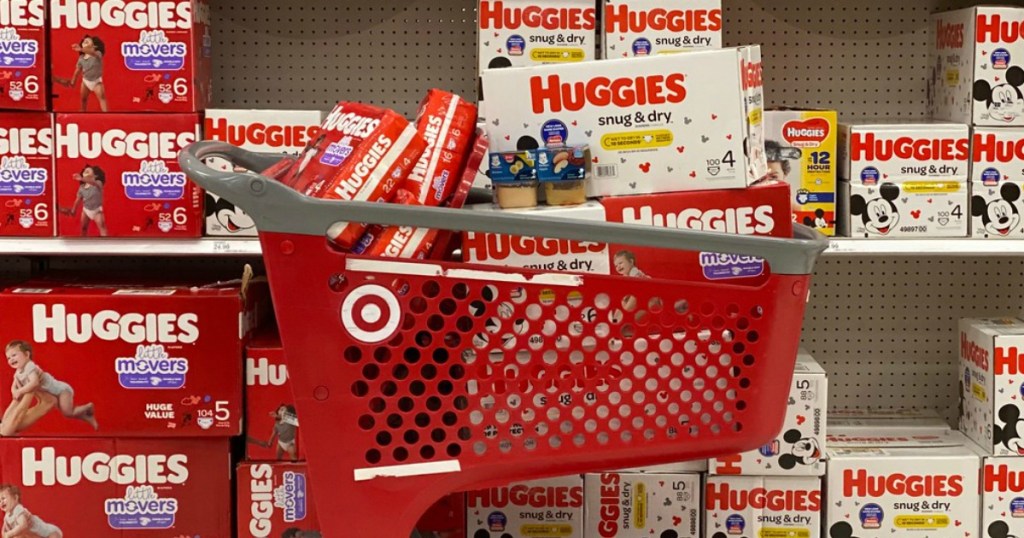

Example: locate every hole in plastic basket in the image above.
[751,306,763,319]
[568,321,584,337]
[726,389,737,401]
[567,290,583,308]
[455,316,473,333]
[597,432,610,445]
[433,349,450,365]
[539,289,556,306]
[387,414,403,429]
[427,396,443,411]
[394,447,409,462]
[501,334,517,349]
[438,381,454,395]
[457,426,472,440]
[704,389,715,402]
[737,400,747,410]
[391,366,410,382]
[388,333,403,348]
[747,331,760,343]
[684,340,697,354]
[448,444,462,457]
[609,309,624,325]
[442,332,461,349]
[366,449,381,464]
[739,378,751,389]
[581,307,597,324]
[376,431,392,446]
[404,314,418,332]
[737,318,750,331]
[634,339,648,353]
[370,397,386,413]
[498,302,514,320]
[328,273,348,292]
[555,336,570,350]
[742,354,756,366]
[454,396,469,411]
[410,297,428,314]
[420,445,435,459]
[549,436,562,448]
[429,314,447,331]
[555,305,570,322]
[422,364,438,380]
[525,304,543,321]
[449,364,466,379]
[621,431,633,443]
[404,348,421,364]
[635,310,649,325]
[359,415,375,430]
[470,411,484,425]
[373,347,391,363]
[594,293,610,310]
[474,442,486,455]
[681,390,693,402]
[410,381,426,396]
[469,300,486,317]
[344,346,362,364]
[622,295,638,312]
[621,325,635,339]
[398,397,414,412]
[351,381,369,397]
[648,297,664,313]
[674,300,689,314]
[362,364,380,380]
[511,287,527,304]
[609,338,623,352]
[415,413,430,428]
[423,281,441,298]
[481,285,498,302]
[452,283,470,300]
[560,420,573,434]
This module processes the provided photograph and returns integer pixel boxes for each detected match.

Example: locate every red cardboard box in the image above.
[0,112,54,236]
[48,0,212,113]
[238,462,321,538]
[245,328,305,462]
[464,182,792,283]
[0,280,263,437]
[0,438,231,536]
[54,113,202,237]
[0,0,47,110]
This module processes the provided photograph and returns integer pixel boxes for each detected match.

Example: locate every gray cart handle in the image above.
[179,141,828,275]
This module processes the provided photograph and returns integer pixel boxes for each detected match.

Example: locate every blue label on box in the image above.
[860,166,881,185]
[489,150,536,182]
[537,147,587,181]
[0,156,46,196]
[507,35,525,56]
[105,486,176,529]
[795,190,835,205]
[541,120,568,147]
[632,38,652,56]
[700,252,764,280]
[122,31,187,71]
[278,471,308,523]
[993,48,1011,70]
[121,162,186,200]
[726,514,745,534]
[115,344,188,389]
[982,167,1002,186]
[321,142,353,167]
[860,504,884,529]
[0,33,38,69]
[488,512,508,532]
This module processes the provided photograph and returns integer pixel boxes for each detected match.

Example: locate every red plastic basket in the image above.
[180,141,828,538]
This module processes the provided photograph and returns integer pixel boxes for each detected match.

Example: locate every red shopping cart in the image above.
[180,141,828,538]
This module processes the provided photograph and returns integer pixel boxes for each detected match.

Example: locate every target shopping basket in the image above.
[180,141,829,537]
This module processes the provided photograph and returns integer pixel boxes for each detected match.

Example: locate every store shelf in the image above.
[0,238,262,256]
[825,238,1024,256]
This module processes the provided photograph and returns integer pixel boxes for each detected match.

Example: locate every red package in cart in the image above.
[0,112,54,237]
[0,438,231,537]
[0,280,265,437]
[245,327,304,462]
[0,0,47,110]
[54,113,202,238]
[406,90,478,205]
[48,0,213,112]
[239,462,321,538]
[283,102,426,249]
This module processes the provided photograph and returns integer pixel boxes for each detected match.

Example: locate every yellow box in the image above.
[764,109,839,236]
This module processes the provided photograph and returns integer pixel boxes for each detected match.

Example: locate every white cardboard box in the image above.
[704,476,822,538]
[839,122,971,183]
[202,109,326,237]
[828,411,952,435]
[477,0,597,77]
[466,475,584,538]
[971,128,1024,238]
[602,0,722,58]
[980,452,1024,538]
[930,7,1024,127]
[584,472,701,538]
[481,46,765,197]
[838,180,969,238]
[960,317,1024,456]
[825,431,982,538]
[709,350,827,476]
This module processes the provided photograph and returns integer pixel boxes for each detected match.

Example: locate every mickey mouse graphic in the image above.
[994,404,1024,455]
[989,520,1018,538]
[973,183,1021,237]
[830,522,861,538]
[205,193,255,234]
[850,183,901,236]
[803,208,829,230]
[777,429,821,470]
[975,67,1024,123]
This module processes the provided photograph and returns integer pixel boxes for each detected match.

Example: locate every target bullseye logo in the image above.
[341,284,402,344]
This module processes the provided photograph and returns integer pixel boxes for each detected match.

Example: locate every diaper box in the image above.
[585,472,701,538]
[839,122,970,183]
[0,279,265,437]
[981,454,1024,538]
[477,0,597,77]
[838,180,969,238]
[709,349,826,476]
[466,475,584,538]
[482,46,766,197]
[764,109,839,236]
[54,112,203,238]
[0,438,231,537]
[704,476,822,538]
[49,0,213,112]
[0,0,47,110]
[237,462,321,538]
[825,432,981,538]
[245,327,305,462]
[828,410,952,435]
[930,7,1024,127]
[959,317,1024,456]
[602,0,722,58]
[0,112,53,237]
[202,109,326,237]
[971,127,1024,238]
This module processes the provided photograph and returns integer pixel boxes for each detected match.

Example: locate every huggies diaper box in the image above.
[466,475,584,538]
[477,0,597,77]
[930,7,1024,127]
[709,349,826,477]
[481,46,767,197]
[602,0,722,58]
[48,0,213,112]
[0,0,47,110]
[980,455,1024,538]
[202,109,327,237]
[245,327,305,462]
[0,438,231,537]
[0,280,265,437]
[825,431,982,538]
[764,109,839,236]
[463,181,791,283]
[0,112,54,237]
[839,122,970,183]
[238,462,321,538]
[704,476,822,538]
[585,472,701,538]
[959,317,1024,456]
[971,128,1024,238]
[838,180,969,238]
[54,112,203,238]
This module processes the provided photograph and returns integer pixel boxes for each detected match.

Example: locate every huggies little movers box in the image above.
[0,112,54,237]
[0,0,47,110]
[238,462,322,538]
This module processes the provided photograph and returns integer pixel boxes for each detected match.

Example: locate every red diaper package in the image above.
[245,327,304,462]
[0,0,47,110]
[238,462,321,538]
[283,101,427,249]
[0,438,231,537]
[48,0,213,112]
[54,112,203,237]
[0,112,54,237]
[0,280,266,437]
[405,89,478,205]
